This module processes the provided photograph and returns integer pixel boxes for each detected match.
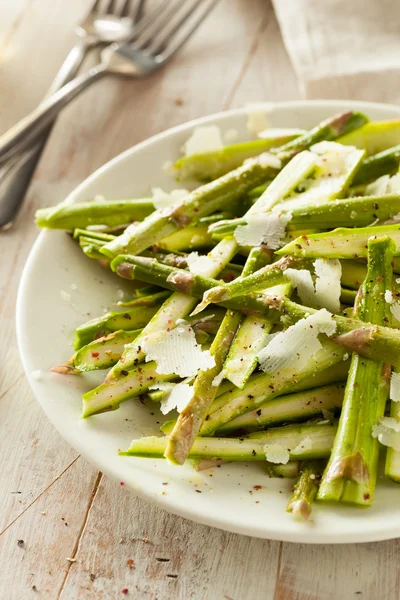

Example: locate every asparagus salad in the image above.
[36,110,400,520]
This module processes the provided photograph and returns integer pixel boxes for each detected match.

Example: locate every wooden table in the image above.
[1,1,399,598]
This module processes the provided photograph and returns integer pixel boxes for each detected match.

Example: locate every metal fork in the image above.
[0,0,218,167]
[0,0,144,228]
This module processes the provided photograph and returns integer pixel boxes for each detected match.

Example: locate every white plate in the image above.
[17,100,400,544]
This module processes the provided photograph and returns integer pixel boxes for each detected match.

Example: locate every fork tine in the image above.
[159,0,219,62]
[132,0,146,22]
[149,0,208,56]
[132,0,188,50]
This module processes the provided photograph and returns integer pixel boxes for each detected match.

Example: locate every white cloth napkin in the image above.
[272,0,400,103]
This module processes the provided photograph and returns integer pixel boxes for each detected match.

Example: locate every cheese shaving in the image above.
[365,173,400,196]
[314,258,342,314]
[186,252,215,276]
[390,372,400,402]
[157,382,194,415]
[258,309,336,374]
[142,323,215,377]
[390,301,400,321]
[372,417,400,451]
[385,290,394,304]
[264,444,290,464]
[246,106,271,134]
[257,152,282,169]
[291,436,313,456]
[212,370,225,387]
[223,128,239,143]
[285,269,315,307]
[234,213,292,249]
[151,187,189,210]
[184,125,223,156]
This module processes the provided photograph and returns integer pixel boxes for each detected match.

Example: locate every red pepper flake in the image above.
[120,481,125,486]
[91,352,99,358]
[253,485,262,490]
[121,588,129,595]
[364,493,370,501]
[127,559,135,569]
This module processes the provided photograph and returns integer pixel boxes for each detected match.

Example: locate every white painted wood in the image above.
[2,1,399,598]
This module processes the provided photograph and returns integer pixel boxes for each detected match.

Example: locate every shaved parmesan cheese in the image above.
[311,141,356,155]
[291,436,313,456]
[366,173,400,196]
[258,127,305,139]
[257,152,282,169]
[390,301,400,321]
[372,416,400,451]
[186,252,215,276]
[343,353,349,361]
[314,258,342,313]
[390,372,400,402]
[86,224,109,231]
[224,128,239,143]
[264,444,290,464]
[212,370,225,387]
[184,125,223,156]
[385,290,394,304]
[285,268,315,307]
[157,382,194,415]
[246,106,271,134]
[258,309,336,374]
[151,187,189,210]
[234,213,292,248]
[162,160,175,177]
[142,323,215,377]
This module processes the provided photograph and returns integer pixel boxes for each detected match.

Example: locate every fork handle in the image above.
[0,63,107,165]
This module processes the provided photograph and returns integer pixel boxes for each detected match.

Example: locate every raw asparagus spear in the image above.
[199,256,301,307]
[74,305,161,350]
[164,309,242,464]
[338,120,400,155]
[193,458,300,477]
[101,158,280,258]
[53,329,143,373]
[353,144,400,185]
[81,361,178,418]
[199,340,347,435]
[108,237,238,379]
[287,460,323,520]
[277,224,400,259]
[121,420,338,461]
[173,136,300,182]
[318,236,393,506]
[36,198,155,230]
[112,255,400,366]
[216,383,345,434]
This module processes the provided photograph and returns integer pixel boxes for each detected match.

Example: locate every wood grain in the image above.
[1,1,399,599]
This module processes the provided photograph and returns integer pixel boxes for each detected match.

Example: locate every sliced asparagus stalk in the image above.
[193,458,300,477]
[36,198,154,230]
[53,329,143,373]
[81,361,179,418]
[318,236,393,506]
[353,144,400,185]
[216,383,345,435]
[277,224,400,259]
[101,158,280,258]
[121,420,338,461]
[200,340,347,436]
[340,288,357,306]
[173,136,299,182]
[108,237,238,379]
[338,120,400,155]
[156,222,214,252]
[287,460,323,520]
[164,309,242,464]
[112,255,400,366]
[74,305,161,350]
